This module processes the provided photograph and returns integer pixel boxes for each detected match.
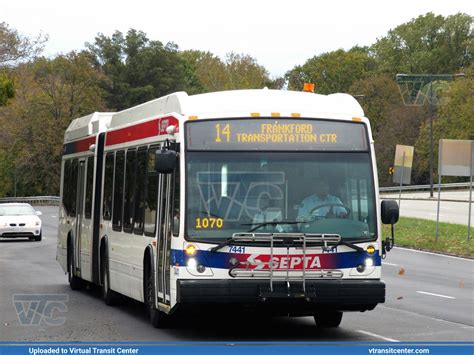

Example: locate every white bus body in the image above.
[57,89,398,328]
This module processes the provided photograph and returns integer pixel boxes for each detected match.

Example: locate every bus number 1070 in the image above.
[195,217,224,229]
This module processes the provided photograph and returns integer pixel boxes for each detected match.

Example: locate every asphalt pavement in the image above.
[0,206,472,342]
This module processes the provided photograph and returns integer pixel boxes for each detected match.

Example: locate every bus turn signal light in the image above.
[185,244,197,256]
[366,245,375,255]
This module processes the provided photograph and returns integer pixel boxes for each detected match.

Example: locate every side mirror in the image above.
[35,211,42,216]
[155,149,177,174]
[381,199,399,254]
[381,200,399,225]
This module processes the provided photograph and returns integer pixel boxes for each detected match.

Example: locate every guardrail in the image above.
[0,182,471,206]
[0,196,60,206]
[379,182,471,193]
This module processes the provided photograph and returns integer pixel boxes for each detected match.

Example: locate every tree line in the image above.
[0,12,472,196]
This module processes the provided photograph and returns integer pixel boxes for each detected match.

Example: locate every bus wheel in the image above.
[314,311,343,328]
[145,268,169,328]
[101,253,119,306]
[68,245,85,290]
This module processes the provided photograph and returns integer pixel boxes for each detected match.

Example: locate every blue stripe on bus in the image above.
[170,249,381,270]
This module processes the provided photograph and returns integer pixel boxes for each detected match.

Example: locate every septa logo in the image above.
[246,254,321,270]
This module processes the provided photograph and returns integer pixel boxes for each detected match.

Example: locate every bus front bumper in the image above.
[176,279,385,313]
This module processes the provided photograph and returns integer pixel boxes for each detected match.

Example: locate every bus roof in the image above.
[65,89,365,139]
[64,112,114,143]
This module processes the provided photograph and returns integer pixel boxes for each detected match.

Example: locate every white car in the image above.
[0,203,42,241]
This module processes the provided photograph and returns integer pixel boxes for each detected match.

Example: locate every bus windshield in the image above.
[186,152,376,242]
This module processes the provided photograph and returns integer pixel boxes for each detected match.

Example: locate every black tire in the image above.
[68,244,85,290]
[314,311,343,328]
[101,250,119,306]
[144,265,169,328]
[35,232,42,242]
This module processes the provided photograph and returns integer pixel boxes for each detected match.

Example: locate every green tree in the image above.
[0,52,105,196]
[286,47,376,94]
[224,52,272,90]
[414,66,474,183]
[87,29,187,110]
[372,12,472,74]
[349,74,426,186]
[180,50,278,93]
[0,22,46,106]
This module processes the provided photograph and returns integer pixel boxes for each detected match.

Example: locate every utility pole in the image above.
[428,79,434,198]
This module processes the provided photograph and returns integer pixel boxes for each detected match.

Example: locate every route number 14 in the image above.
[215,123,231,143]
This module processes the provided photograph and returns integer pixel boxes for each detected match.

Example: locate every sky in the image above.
[1,0,472,77]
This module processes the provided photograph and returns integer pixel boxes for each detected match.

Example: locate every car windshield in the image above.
[186,152,376,242]
[0,205,36,216]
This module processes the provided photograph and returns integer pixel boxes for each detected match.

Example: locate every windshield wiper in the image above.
[210,237,236,252]
[336,237,375,252]
[241,221,299,233]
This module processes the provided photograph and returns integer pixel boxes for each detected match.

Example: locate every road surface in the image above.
[0,206,472,342]
[381,190,473,225]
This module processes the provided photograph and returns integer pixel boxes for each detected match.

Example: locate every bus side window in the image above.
[123,149,137,233]
[70,159,78,217]
[133,147,147,235]
[144,146,159,237]
[172,165,180,236]
[62,160,71,215]
[112,151,125,231]
[103,153,114,221]
[84,157,94,219]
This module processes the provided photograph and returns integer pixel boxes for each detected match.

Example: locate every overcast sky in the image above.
[1,0,472,77]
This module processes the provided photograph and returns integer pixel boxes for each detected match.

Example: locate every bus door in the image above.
[74,159,86,275]
[156,173,172,306]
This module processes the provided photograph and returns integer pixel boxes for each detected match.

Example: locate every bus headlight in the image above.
[187,258,197,269]
[364,258,374,267]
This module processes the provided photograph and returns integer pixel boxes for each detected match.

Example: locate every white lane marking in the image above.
[51,215,57,218]
[394,246,474,262]
[379,305,474,328]
[357,330,399,342]
[382,262,398,266]
[417,291,455,299]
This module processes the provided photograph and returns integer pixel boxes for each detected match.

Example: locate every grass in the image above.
[382,217,474,258]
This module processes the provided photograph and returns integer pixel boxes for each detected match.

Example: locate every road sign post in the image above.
[436,139,473,241]
[393,145,414,209]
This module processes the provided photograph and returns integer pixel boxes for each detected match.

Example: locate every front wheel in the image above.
[144,267,169,328]
[314,311,343,328]
[35,232,42,242]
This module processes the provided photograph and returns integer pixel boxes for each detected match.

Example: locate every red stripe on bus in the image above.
[105,116,179,146]
[76,136,97,152]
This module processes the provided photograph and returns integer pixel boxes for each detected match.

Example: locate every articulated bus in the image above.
[57,89,399,328]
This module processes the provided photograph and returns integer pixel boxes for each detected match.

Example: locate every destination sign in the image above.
[186,119,368,151]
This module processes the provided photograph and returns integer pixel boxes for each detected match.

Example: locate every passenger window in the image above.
[123,149,137,233]
[62,160,71,215]
[70,159,78,217]
[172,165,180,236]
[85,157,94,219]
[133,147,147,234]
[103,153,114,221]
[112,151,125,231]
